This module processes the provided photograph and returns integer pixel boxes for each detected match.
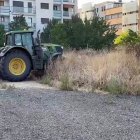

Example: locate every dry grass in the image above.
[42,49,140,95]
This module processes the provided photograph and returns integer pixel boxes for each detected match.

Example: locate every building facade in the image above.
[138,0,140,31]
[79,2,94,21]
[122,1,138,33]
[105,2,122,35]
[79,1,123,35]
[94,1,109,20]
[0,0,77,32]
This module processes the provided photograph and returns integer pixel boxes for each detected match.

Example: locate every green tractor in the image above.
[0,30,63,82]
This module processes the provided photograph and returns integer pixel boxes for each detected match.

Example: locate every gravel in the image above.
[0,88,140,140]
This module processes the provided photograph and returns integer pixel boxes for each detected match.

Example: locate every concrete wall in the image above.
[35,0,53,32]
[122,1,138,32]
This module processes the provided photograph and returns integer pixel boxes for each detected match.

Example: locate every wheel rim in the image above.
[9,58,26,76]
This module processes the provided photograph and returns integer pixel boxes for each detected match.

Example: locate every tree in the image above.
[85,17,116,50]
[51,23,69,47]
[9,15,29,31]
[41,15,116,50]
[66,15,86,49]
[0,24,5,47]
[41,19,58,43]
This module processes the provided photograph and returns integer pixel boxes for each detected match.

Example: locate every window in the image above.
[22,33,33,49]
[96,8,98,13]
[0,16,5,22]
[101,6,105,12]
[13,1,24,7]
[13,1,24,13]
[105,15,111,20]
[0,1,4,6]
[28,17,32,27]
[6,35,12,46]
[41,18,49,24]
[41,3,49,9]
[111,14,118,19]
[53,5,58,11]
[15,34,22,45]
[14,33,33,47]
[28,2,32,13]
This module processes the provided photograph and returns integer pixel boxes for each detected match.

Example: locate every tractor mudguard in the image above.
[0,46,32,58]
[51,52,63,61]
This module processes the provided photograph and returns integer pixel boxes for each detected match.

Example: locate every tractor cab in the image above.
[4,30,35,55]
[0,30,63,82]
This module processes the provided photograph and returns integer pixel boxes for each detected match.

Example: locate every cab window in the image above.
[15,34,22,45]
[22,33,33,47]
[6,34,12,45]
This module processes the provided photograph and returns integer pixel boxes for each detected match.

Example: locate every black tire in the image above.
[0,50,31,82]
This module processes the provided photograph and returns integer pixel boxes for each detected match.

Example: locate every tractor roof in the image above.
[6,30,34,35]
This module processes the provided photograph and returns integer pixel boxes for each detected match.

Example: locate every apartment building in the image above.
[138,0,140,31]
[105,2,122,35]
[0,0,10,30]
[94,1,109,20]
[79,2,94,21]
[0,0,77,32]
[122,1,138,33]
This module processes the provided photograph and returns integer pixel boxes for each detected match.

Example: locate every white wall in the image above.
[35,0,53,32]
[122,1,138,32]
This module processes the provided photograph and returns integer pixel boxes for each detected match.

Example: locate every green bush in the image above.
[114,29,140,57]
[60,74,73,91]
[41,75,53,86]
[104,78,126,95]
[114,29,140,47]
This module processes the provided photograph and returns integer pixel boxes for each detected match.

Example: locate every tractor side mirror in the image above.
[4,43,5,46]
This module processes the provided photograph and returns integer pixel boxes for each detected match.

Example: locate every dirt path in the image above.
[3,80,54,90]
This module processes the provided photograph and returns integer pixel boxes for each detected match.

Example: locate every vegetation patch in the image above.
[41,49,140,95]
[60,74,73,91]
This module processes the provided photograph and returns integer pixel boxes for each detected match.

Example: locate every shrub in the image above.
[114,29,140,46]
[60,74,73,91]
[114,29,140,57]
[41,75,53,86]
[104,78,126,95]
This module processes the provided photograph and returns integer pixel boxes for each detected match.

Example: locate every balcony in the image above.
[0,6,10,16]
[53,10,62,18]
[63,11,74,18]
[54,0,61,3]
[11,7,36,15]
[53,0,75,4]
[63,0,75,3]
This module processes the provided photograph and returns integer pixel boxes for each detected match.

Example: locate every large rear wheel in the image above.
[0,50,31,81]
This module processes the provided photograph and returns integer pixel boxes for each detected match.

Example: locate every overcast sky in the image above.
[78,0,134,8]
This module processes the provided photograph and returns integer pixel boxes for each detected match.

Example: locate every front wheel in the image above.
[0,50,31,82]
